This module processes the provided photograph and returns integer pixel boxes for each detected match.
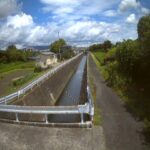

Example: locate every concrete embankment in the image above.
[79,59,87,104]
[11,55,83,106]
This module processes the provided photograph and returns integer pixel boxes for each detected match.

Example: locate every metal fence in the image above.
[0,53,82,105]
[0,85,94,126]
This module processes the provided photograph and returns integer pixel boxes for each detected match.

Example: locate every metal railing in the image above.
[0,53,82,105]
[0,85,94,126]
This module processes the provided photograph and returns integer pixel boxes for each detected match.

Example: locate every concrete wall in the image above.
[79,59,87,105]
[12,55,83,106]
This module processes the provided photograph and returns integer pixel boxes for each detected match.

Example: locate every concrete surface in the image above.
[0,122,106,150]
[12,55,82,106]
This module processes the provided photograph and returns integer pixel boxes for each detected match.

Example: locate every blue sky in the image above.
[0,0,149,48]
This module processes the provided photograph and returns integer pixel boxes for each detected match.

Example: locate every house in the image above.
[36,52,57,69]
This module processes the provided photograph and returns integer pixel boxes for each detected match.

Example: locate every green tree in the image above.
[50,39,66,53]
[103,40,112,52]
[6,45,18,62]
[116,40,139,80]
[137,15,150,85]
[138,15,150,52]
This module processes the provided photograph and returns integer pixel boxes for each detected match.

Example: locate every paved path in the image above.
[88,54,149,150]
[0,122,105,150]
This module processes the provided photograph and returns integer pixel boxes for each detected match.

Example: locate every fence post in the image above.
[5,97,7,105]
[45,114,48,124]
[81,113,84,124]
[15,113,19,122]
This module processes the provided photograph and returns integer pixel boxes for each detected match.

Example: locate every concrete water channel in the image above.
[49,55,88,123]
[0,54,92,125]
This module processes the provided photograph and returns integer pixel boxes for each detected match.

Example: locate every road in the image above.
[88,54,149,150]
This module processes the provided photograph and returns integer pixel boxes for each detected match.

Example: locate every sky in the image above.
[0,0,149,49]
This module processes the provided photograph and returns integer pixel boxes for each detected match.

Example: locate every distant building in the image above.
[36,52,57,69]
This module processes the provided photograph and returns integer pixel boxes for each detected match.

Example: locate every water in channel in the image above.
[49,55,87,123]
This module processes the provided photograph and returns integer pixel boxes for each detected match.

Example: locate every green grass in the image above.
[0,61,54,96]
[91,52,109,80]
[0,61,35,74]
[5,66,53,95]
[87,57,102,125]
[89,76,102,125]
[93,51,105,64]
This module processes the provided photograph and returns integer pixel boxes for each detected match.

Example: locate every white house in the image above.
[36,52,58,69]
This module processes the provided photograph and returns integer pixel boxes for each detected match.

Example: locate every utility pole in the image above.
[58,31,61,60]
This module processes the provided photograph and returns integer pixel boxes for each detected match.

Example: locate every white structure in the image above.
[36,52,57,69]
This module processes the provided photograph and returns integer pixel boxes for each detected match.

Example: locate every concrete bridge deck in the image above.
[0,122,106,150]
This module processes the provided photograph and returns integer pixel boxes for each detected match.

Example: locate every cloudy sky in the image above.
[0,0,149,48]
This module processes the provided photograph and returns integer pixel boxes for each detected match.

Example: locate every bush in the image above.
[116,40,140,81]
[34,66,43,72]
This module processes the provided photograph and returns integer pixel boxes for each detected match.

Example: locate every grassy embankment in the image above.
[87,56,102,125]
[0,61,52,96]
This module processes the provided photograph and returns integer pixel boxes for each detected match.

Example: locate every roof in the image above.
[40,51,56,55]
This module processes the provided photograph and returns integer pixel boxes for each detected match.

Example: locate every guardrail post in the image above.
[15,113,19,122]
[45,114,48,124]
[5,97,7,105]
[81,113,84,124]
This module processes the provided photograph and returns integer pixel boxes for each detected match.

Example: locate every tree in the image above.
[103,40,112,52]
[6,45,18,62]
[50,39,66,53]
[137,15,150,85]
[138,15,150,52]
[116,39,140,80]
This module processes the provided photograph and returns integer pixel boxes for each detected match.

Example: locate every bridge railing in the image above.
[0,102,91,125]
[0,85,94,126]
[0,53,82,105]
[87,85,94,123]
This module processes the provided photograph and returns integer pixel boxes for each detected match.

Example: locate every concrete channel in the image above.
[49,55,88,123]
[0,54,90,125]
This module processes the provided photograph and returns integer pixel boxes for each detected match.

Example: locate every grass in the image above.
[6,68,52,95]
[87,57,102,125]
[0,61,54,96]
[89,76,102,125]
[0,61,35,74]
[91,52,109,80]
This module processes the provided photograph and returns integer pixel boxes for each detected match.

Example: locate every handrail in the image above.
[0,103,90,124]
[87,85,94,122]
[0,104,89,114]
[0,53,83,104]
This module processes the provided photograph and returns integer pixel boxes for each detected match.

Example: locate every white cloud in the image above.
[0,0,141,48]
[40,0,120,16]
[119,0,140,12]
[126,13,137,24]
[6,13,34,28]
[141,7,150,15]
[40,0,78,6]
[0,0,22,18]
[103,10,117,17]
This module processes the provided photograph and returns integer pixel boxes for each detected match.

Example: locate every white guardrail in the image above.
[0,85,94,125]
[0,53,83,105]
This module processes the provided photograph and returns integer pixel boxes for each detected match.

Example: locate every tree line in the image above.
[0,45,39,63]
